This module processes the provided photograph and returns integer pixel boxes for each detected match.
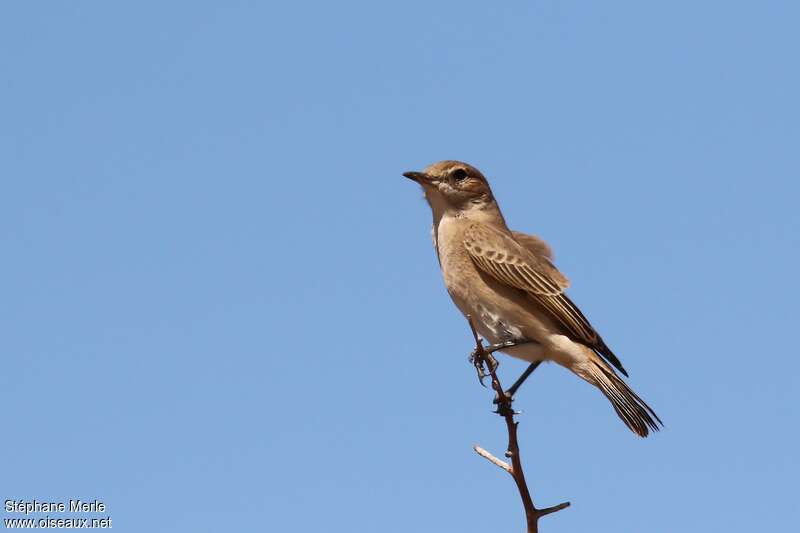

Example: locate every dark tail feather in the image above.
[589,358,662,437]
[596,340,628,377]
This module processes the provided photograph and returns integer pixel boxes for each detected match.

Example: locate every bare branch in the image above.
[467,316,570,533]
[473,445,512,473]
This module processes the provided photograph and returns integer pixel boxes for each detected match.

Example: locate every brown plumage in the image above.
[404,160,662,437]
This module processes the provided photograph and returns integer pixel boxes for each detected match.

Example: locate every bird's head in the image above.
[403,160,496,217]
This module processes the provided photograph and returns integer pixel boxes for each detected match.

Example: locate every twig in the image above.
[467,316,570,533]
[473,445,512,473]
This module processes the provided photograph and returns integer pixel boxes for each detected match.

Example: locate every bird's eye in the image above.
[451,168,468,181]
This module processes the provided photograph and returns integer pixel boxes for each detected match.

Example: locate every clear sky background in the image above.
[2,2,798,532]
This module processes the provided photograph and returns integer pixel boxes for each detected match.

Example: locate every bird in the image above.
[403,160,662,437]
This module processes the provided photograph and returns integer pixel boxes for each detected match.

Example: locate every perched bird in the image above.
[404,160,662,437]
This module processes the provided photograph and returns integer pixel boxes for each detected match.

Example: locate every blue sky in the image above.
[2,2,798,532]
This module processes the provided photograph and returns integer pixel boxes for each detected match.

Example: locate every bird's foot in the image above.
[469,346,498,387]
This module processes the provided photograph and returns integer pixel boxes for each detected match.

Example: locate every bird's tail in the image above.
[585,354,663,437]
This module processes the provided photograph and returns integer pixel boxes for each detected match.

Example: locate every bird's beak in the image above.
[403,171,436,185]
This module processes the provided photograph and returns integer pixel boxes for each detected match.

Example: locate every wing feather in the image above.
[464,223,628,376]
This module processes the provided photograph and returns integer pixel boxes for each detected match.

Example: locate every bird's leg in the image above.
[470,338,538,389]
[483,340,519,355]
[483,337,544,404]
[494,361,543,404]
[470,339,517,385]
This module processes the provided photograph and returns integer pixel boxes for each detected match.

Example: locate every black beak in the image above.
[403,171,434,184]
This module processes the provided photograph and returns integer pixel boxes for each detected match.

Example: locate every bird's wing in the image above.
[464,223,628,375]
[511,231,557,262]
[464,223,600,345]
[510,231,569,288]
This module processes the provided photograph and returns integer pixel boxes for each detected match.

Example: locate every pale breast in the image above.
[435,217,524,343]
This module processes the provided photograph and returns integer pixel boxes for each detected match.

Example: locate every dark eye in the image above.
[451,168,468,181]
